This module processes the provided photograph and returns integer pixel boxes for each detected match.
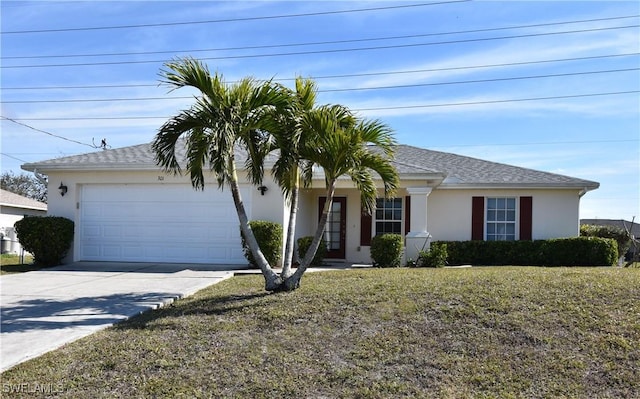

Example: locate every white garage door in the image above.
[79,184,250,264]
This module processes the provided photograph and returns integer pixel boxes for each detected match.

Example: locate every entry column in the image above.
[405,187,432,262]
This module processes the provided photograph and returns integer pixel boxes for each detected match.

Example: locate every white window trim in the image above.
[373,197,404,236]
[485,197,520,241]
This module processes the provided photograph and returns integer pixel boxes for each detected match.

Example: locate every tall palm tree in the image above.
[152,57,288,291]
[279,105,400,290]
[263,77,325,278]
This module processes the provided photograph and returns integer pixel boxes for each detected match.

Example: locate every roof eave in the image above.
[438,182,600,191]
[22,163,162,173]
[0,202,47,211]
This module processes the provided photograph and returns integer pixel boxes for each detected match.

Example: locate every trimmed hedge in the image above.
[240,220,282,267]
[297,236,328,267]
[14,216,74,267]
[371,233,404,268]
[441,237,618,266]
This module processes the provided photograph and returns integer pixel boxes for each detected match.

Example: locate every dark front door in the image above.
[319,197,346,259]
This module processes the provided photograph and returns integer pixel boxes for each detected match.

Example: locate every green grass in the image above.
[2,267,639,398]
[0,254,36,275]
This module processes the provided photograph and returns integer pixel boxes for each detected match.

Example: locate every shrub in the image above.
[297,236,328,267]
[240,220,282,267]
[440,237,617,267]
[581,224,630,258]
[416,242,448,268]
[14,216,74,267]
[370,234,404,268]
[540,237,618,266]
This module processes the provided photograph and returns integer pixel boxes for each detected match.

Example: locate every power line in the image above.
[3,24,637,69]
[0,153,29,163]
[321,68,639,93]
[3,53,639,91]
[354,90,640,112]
[1,1,468,35]
[5,90,637,121]
[4,14,637,60]
[436,138,639,148]
[3,68,637,104]
[0,116,98,149]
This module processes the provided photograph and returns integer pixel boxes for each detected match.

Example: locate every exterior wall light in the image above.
[258,185,268,196]
[58,182,68,197]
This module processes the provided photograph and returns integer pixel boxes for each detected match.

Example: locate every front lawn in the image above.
[0,254,36,275]
[2,267,638,398]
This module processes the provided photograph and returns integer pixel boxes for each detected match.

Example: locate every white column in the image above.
[405,187,432,262]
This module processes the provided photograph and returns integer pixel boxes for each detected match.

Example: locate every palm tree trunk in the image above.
[283,179,336,291]
[281,184,299,279]
[228,158,282,291]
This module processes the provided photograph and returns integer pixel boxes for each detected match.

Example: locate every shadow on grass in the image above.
[113,290,273,331]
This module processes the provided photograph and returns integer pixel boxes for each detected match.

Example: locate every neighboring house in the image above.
[0,189,48,254]
[22,142,599,265]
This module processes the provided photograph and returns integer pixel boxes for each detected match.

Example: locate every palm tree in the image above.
[152,57,289,291]
[262,77,325,279]
[279,105,400,290]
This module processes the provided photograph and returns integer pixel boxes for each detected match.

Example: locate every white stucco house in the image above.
[21,142,599,265]
[0,189,48,254]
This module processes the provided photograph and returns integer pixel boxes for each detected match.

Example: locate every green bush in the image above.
[297,236,328,267]
[370,234,404,268]
[416,242,448,268]
[581,224,630,258]
[441,237,617,267]
[240,220,282,267]
[14,216,74,267]
[540,237,618,266]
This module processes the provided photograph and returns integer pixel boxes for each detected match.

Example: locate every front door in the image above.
[319,197,346,259]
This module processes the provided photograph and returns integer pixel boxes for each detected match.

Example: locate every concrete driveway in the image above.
[0,262,242,372]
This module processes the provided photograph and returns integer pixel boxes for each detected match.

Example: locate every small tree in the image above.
[14,216,74,267]
[581,224,630,259]
[1,171,47,203]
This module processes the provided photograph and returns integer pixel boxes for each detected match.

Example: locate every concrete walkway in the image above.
[0,262,242,372]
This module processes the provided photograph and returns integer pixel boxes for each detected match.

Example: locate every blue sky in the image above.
[1,1,638,220]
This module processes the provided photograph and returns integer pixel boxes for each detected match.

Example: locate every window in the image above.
[486,197,516,241]
[375,198,402,235]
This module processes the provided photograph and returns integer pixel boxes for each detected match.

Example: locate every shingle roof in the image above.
[0,189,47,211]
[392,145,599,189]
[22,141,599,190]
[22,141,276,171]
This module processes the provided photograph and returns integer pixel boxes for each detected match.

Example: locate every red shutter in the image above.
[519,196,533,240]
[471,196,484,240]
[360,207,372,246]
[404,196,411,235]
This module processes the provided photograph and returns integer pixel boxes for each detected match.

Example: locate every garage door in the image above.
[79,184,250,264]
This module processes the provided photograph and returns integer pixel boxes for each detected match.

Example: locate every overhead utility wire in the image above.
[4,53,638,91]
[435,138,639,148]
[4,14,637,60]
[354,91,640,112]
[3,68,636,104]
[0,116,97,149]
[6,91,637,121]
[1,1,467,34]
[0,153,29,163]
[3,24,637,69]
